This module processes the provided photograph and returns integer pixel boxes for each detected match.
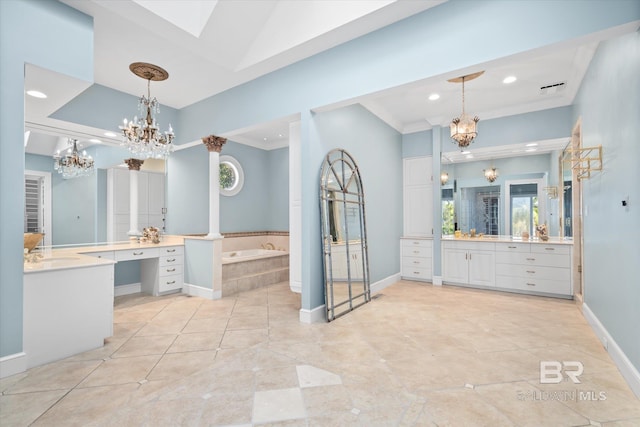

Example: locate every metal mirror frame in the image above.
[320,149,371,322]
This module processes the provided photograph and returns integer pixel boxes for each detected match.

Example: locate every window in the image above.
[219,155,244,196]
[510,183,539,236]
[442,188,454,235]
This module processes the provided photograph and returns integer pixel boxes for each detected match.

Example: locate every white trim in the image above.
[432,275,443,286]
[582,303,640,398]
[300,305,326,324]
[24,170,52,246]
[0,352,27,379]
[183,283,220,300]
[289,281,301,293]
[114,283,141,296]
[370,273,401,294]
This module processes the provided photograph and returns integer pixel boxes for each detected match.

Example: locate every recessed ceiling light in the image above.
[89,138,102,144]
[503,76,517,84]
[428,93,440,101]
[104,131,117,138]
[461,151,471,154]
[26,90,47,99]
[278,134,283,138]
[525,143,538,147]
[526,148,537,152]
[465,154,474,159]
[263,137,268,141]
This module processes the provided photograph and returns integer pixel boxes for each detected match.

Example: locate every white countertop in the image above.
[442,235,573,245]
[24,235,186,273]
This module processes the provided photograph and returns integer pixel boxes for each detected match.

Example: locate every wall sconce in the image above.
[484,167,498,183]
[440,171,449,186]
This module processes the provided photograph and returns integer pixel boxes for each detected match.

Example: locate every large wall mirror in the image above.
[441,139,568,238]
[24,64,168,247]
[320,149,370,321]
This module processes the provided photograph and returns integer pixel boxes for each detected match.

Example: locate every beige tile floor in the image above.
[1,280,639,426]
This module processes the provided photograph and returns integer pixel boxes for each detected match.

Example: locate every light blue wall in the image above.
[267,147,289,231]
[402,131,433,158]
[52,84,180,141]
[184,239,214,289]
[313,104,403,286]
[0,0,94,358]
[573,31,640,372]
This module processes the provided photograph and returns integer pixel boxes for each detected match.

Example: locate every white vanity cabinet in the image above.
[495,242,572,297]
[403,157,433,237]
[442,241,496,287]
[141,245,184,295]
[401,238,432,281]
[330,243,364,281]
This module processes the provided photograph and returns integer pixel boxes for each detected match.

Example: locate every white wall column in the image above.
[289,121,302,294]
[202,135,227,240]
[125,158,144,238]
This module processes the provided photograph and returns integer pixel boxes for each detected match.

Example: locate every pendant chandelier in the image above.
[449,71,483,149]
[53,138,94,179]
[484,166,499,183]
[120,62,174,159]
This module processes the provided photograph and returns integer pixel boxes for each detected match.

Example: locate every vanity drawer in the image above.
[158,273,184,293]
[160,246,183,256]
[495,242,530,253]
[82,250,115,260]
[401,239,432,250]
[531,244,571,255]
[402,246,431,258]
[495,252,570,268]
[496,276,571,295]
[496,263,570,281]
[160,254,183,267]
[402,266,432,280]
[402,256,431,269]
[160,263,183,277]
[115,248,159,261]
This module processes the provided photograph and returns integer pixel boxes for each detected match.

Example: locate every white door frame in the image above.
[25,169,52,246]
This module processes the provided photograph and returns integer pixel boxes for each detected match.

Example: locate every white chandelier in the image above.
[449,71,483,149]
[120,62,174,159]
[53,138,94,179]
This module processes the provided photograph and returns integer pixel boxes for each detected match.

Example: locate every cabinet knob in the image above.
[413,250,420,254]
[413,271,421,275]
[508,246,517,249]
[166,280,176,285]
[133,251,143,256]
[167,268,176,272]
[526,283,536,286]
[544,247,555,251]
[166,249,176,253]
[526,270,535,274]
[526,258,535,261]
[167,258,176,262]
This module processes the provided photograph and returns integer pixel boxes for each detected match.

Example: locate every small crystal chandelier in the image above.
[449,71,483,149]
[53,138,94,179]
[440,171,449,185]
[484,167,499,183]
[120,62,174,159]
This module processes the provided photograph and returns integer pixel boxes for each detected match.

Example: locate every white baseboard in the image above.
[432,275,443,286]
[371,273,401,294]
[114,283,142,297]
[300,304,326,324]
[0,352,26,379]
[183,283,220,300]
[583,303,640,398]
[289,280,301,294]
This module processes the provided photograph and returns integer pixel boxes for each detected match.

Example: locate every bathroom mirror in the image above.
[320,149,370,321]
[441,146,565,237]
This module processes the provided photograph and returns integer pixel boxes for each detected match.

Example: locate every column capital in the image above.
[202,135,227,153]
[124,158,144,171]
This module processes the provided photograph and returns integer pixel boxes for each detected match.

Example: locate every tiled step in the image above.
[222,266,289,297]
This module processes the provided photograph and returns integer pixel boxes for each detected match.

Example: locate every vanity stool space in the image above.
[84,243,184,296]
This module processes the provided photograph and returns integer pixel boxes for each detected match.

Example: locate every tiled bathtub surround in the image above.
[222,232,289,253]
[2,281,639,426]
[222,254,289,297]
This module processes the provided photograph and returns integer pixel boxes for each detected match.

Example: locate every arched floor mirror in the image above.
[320,149,370,321]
